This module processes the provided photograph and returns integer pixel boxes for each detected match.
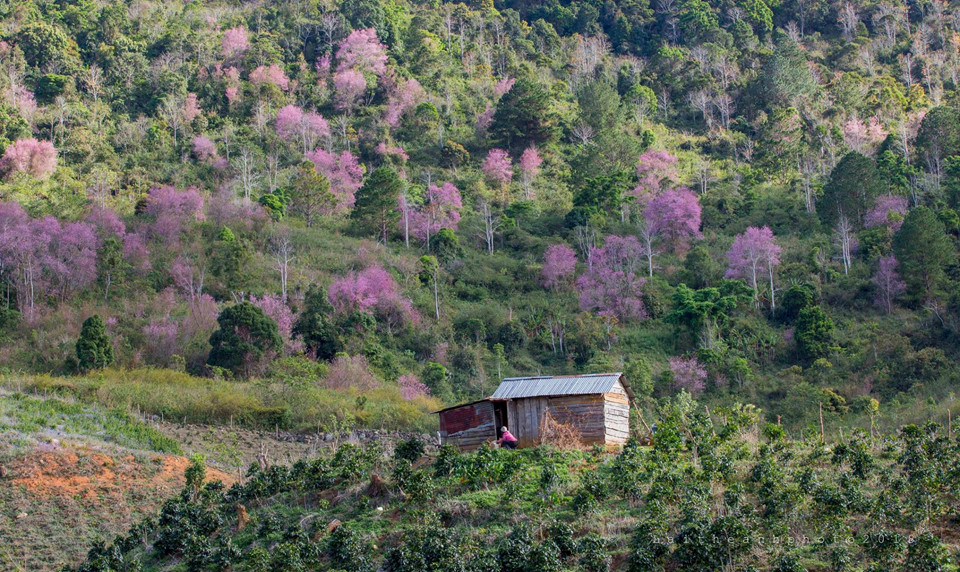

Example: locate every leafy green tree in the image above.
[287,161,333,228]
[208,302,282,378]
[491,77,554,151]
[352,166,403,243]
[15,21,82,73]
[293,284,342,360]
[422,361,452,402]
[97,236,124,300]
[667,281,752,349]
[820,152,884,228]
[794,305,834,361]
[893,206,954,303]
[76,315,114,371]
[759,34,817,109]
[210,226,249,293]
[914,107,960,186]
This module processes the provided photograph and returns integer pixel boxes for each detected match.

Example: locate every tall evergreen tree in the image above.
[820,151,885,228]
[893,206,954,303]
[76,315,114,371]
[293,284,342,360]
[491,77,554,152]
[352,166,403,243]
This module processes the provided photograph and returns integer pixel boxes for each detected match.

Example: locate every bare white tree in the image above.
[269,230,296,301]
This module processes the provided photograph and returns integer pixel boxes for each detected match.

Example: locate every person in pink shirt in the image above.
[498,426,518,449]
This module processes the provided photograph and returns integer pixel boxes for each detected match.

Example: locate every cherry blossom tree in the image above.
[182,93,201,123]
[669,356,707,396]
[250,64,290,91]
[873,255,906,314]
[221,26,250,59]
[335,28,388,77]
[475,104,495,135]
[325,354,380,391]
[275,105,331,154]
[724,226,782,310]
[482,148,513,186]
[398,373,430,400]
[376,142,409,162]
[576,235,647,321]
[328,265,418,329]
[1,138,57,179]
[632,150,679,205]
[86,206,125,237]
[146,185,205,246]
[304,149,364,214]
[192,135,219,163]
[843,115,888,154]
[542,244,577,289]
[5,84,37,125]
[638,187,702,277]
[384,79,425,127]
[519,146,542,197]
[864,194,909,231]
[333,69,367,112]
[408,182,462,248]
[250,293,303,354]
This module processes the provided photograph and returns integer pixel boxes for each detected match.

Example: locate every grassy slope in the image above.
[0,390,234,571]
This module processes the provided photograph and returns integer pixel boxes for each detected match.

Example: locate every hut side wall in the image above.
[603,381,630,445]
[439,401,497,451]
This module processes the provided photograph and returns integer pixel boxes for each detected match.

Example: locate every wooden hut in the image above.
[437,373,632,450]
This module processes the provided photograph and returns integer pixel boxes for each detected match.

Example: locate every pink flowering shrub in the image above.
[864,194,908,232]
[250,293,304,354]
[542,244,577,289]
[1,138,57,179]
[398,373,430,400]
[669,356,707,396]
[325,354,380,391]
[328,265,418,327]
[192,135,219,163]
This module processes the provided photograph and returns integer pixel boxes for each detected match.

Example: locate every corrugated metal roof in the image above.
[490,372,624,399]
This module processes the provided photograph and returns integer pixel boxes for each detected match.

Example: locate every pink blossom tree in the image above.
[221,26,250,60]
[5,84,37,124]
[192,135,219,163]
[518,146,542,198]
[843,115,888,154]
[250,64,290,91]
[407,182,462,248]
[86,206,125,237]
[182,93,201,123]
[304,149,364,214]
[333,69,367,112]
[376,142,409,162]
[633,150,679,206]
[576,235,647,321]
[638,187,702,277]
[872,255,906,314]
[493,77,516,97]
[384,79,425,127]
[724,226,782,310]
[864,194,909,232]
[398,373,430,400]
[328,265,418,331]
[1,138,57,179]
[669,356,707,396]
[542,244,577,289]
[146,185,205,246]
[335,28,388,77]
[275,105,331,154]
[142,320,179,365]
[482,148,513,186]
[250,293,303,354]
[475,104,495,135]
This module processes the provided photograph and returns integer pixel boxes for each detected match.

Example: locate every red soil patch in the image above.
[9,446,235,501]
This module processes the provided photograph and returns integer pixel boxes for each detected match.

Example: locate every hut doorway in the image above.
[494,402,508,438]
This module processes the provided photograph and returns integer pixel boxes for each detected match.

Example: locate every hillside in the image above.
[0,390,238,570]
[3,0,960,566]
[67,399,960,571]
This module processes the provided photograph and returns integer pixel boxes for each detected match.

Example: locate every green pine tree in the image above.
[76,315,114,372]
